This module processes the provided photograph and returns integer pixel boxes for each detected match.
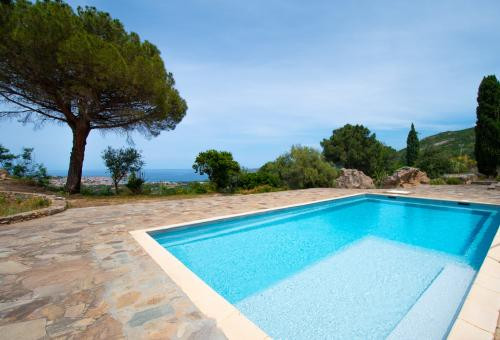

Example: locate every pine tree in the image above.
[475,75,500,176]
[0,1,187,193]
[406,123,419,166]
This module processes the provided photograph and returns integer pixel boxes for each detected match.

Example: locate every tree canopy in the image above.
[260,145,337,189]
[0,0,187,192]
[192,150,241,190]
[102,146,144,193]
[320,124,398,177]
[475,75,500,176]
[406,123,419,166]
[416,147,452,179]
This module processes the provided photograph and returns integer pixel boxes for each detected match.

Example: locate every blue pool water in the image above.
[152,194,500,339]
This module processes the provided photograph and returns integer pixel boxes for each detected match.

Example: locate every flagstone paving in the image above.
[0,186,499,339]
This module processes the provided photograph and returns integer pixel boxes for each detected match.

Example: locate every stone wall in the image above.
[0,191,67,224]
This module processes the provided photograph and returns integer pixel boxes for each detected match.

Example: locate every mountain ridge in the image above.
[398,127,475,158]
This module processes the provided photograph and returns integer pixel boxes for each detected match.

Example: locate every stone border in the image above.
[0,191,67,225]
[131,193,500,339]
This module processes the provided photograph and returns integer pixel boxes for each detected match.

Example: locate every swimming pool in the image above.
[148,194,500,339]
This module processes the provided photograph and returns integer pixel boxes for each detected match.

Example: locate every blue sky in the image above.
[1,0,500,170]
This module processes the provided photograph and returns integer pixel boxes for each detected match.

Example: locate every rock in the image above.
[41,304,65,321]
[0,169,8,180]
[335,169,375,189]
[64,303,86,318]
[127,304,174,327]
[116,291,141,309]
[487,183,500,190]
[383,167,430,188]
[0,260,30,274]
[0,318,46,340]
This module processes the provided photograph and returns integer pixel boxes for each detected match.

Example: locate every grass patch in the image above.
[0,193,50,216]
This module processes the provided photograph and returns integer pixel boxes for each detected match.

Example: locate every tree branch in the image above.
[0,92,68,123]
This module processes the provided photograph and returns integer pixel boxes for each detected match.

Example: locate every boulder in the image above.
[0,169,8,180]
[383,167,430,188]
[335,169,375,189]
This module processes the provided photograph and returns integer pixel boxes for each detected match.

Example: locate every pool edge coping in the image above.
[130,192,500,340]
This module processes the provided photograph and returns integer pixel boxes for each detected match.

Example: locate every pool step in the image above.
[387,264,475,340]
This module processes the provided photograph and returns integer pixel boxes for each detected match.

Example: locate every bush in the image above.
[237,184,280,194]
[237,170,281,190]
[260,145,338,189]
[445,177,463,185]
[416,147,452,179]
[126,172,145,194]
[4,147,49,186]
[143,182,214,196]
[430,178,446,185]
[80,185,114,196]
[449,155,476,174]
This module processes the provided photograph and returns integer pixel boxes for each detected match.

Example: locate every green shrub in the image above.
[449,155,476,174]
[237,184,280,194]
[2,147,49,186]
[260,145,338,189]
[416,147,453,178]
[445,177,463,185]
[80,185,114,196]
[126,172,145,194]
[237,171,281,189]
[430,178,446,185]
[143,182,214,196]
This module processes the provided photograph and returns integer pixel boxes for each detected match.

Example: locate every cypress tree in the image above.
[406,123,419,166]
[475,75,500,176]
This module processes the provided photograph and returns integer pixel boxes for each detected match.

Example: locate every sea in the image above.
[48,169,208,183]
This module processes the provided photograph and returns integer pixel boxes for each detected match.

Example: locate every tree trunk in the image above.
[65,121,91,194]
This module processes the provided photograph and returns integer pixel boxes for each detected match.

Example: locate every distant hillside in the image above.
[398,127,475,158]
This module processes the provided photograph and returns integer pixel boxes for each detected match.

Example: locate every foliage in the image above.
[143,182,214,196]
[260,145,338,189]
[80,185,114,196]
[2,147,49,185]
[0,193,50,216]
[126,171,145,194]
[102,147,144,193]
[406,123,419,166]
[429,178,446,185]
[475,75,500,176]
[321,124,399,177]
[444,177,463,185]
[0,144,17,169]
[415,147,452,179]
[237,170,281,190]
[397,127,475,160]
[449,155,476,174]
[0,0,187,193]
[193,150,241,191]
[236,184,281,195]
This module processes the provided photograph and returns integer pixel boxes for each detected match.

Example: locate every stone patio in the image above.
[0,186,499,339]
